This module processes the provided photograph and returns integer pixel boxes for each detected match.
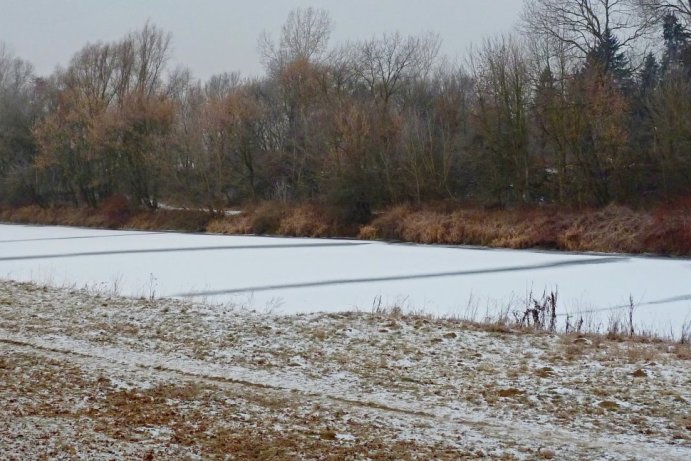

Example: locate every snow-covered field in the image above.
[1,223,690,336]
[1,281,689,460]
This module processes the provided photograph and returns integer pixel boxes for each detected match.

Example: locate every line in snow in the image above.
[0,232,168,244]
[0,242,370,261]
[557,293,691,317]
[175,256,627,297]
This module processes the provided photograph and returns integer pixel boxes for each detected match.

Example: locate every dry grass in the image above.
[0,204,111,228]
[207,202,356,238]
[0,344,478,460]
[0,204,213,232]
[2,199,691,255]
[0,353,470,460]
[126,209,211,232]
[207,202,287,235]
[2,280,690,460]
[359,202,691,256]
[277,204,337,237]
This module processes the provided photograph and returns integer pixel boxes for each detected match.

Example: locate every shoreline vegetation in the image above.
[2,200,690,256]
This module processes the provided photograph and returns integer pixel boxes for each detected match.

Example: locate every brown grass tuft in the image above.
[100,195,133,228]
[127,209,211,232]
[207,202,286,235]
[278,204,334,238]
[358,205,413,241]
[208,203,355,238]
[357,224,379,240]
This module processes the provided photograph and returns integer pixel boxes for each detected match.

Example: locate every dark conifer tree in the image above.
[663,14,690,61]
[586,28,632,85]
[639,53,661,97]
[662,13,691,75]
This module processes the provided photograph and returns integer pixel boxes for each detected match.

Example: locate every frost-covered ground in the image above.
[0,281,689,460]
[0,223,690,337]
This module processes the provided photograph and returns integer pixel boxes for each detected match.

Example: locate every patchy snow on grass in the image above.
[0,280,689,460]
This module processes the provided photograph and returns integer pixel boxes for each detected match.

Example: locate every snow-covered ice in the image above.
[0,223,689,336]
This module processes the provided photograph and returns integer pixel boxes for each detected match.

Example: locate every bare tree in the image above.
[648,66,691,197]
[107,21,171,102]
[204,72,241,100]
[0,44,39,205]
[63,42,119,114]
[132,21,172,97]
[32,23,174,208]
[353,32,441,106]
[259,7,333,72]
[0,43,35,95]
[470,36,533,204]
[636,0,691,24]
[526,33,578,203]
[522,0,654,63]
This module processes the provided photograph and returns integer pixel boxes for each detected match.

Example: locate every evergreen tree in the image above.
[662,13,691,74]
[586,28,632,84]
[638,53,661,97]
[630,53,659,187]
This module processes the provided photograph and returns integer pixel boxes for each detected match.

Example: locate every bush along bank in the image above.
[2,201,690,256]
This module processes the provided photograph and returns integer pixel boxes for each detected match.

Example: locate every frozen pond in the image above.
[1,223,690,337]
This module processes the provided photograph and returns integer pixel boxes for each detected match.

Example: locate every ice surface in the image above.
[1,223,689,336]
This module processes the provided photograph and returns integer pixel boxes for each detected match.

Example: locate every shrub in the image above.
[357,224,379,240]
[206,202,286,235]
[364,205,413,240]
[278,204,333,237]
[127,210,212,232]
[101,195,133,228]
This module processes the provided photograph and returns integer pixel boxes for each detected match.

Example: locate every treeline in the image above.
[1,0,691,219]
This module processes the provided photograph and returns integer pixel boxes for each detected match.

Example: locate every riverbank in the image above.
[2,200,691,256]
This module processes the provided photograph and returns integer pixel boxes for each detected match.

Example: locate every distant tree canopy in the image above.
[1,4,691,211]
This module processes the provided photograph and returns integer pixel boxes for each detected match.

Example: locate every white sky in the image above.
[0,0,523,81]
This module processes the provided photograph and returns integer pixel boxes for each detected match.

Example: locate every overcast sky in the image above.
[0,0,523,80]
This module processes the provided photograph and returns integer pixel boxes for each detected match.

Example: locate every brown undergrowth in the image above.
[2,199,690,255]
[205,202,361,238]
[0,203,211,232]
[359,202,691,256]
